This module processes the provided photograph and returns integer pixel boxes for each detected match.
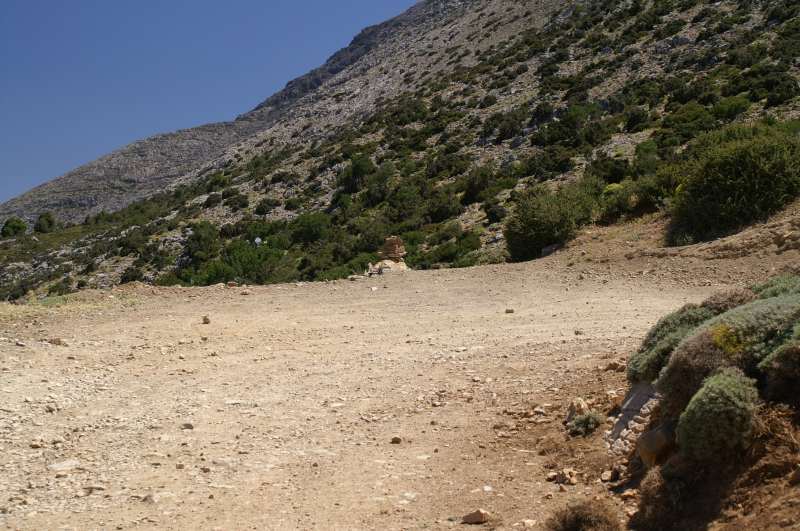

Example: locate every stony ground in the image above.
[1,215,797,530]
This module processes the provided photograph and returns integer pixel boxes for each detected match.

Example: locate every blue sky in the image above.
[0,0,416,203]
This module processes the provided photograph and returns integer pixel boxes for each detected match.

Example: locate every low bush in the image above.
[567,411,604,436]
[676,368,759,463]
[758,340,800,402]
[656,294,800,414]
[120,266,144,284]
[752,274,800,299]
[628,304,715,384]
[545,499,622,531]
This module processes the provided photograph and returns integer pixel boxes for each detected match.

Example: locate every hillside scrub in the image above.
[504,176,602,262]
[668,122,800,244]
[1,217,27,238]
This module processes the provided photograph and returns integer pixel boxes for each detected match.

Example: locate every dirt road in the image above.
[0,249,727,531]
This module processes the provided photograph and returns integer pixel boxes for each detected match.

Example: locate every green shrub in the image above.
[255,197,280,216]
[628,304,716,384]
[223,193,249,211]
[668,124,800,243]
[34,212,57,234]
[752,274,800,299]
[711,96,750,121]
[120,267,144,284]
[567,411,604,436]
[184,221,221,267]
[656,294,800,414]
[758,340,800,402]
[504,177,601,262]
[545,499,622,531]
[1,217,27,238]
[290,213,331,245]
[676,368,758,463]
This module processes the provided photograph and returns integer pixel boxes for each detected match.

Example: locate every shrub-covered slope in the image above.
[2,0,800,300]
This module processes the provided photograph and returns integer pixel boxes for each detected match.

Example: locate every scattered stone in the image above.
[621,489,638,500]
[505,308,515,314]
[601,470,613,482]
[554,468,578,485]
[202,316,211,325]
[637,424,675,468]
[47,338,68,347]
[48,459,81,473]
[521,520,537,528]
[15,341,26,348]
[604,360,625,372]
[390,436,402,444]
[462,509,490,525]
[181,423,194,430]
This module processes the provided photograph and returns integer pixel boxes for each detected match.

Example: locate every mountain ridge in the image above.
[0,0,477,224]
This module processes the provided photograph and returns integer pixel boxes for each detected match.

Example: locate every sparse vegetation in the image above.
[545,500,622,531]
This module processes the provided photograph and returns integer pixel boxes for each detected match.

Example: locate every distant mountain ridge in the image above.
[0,0,477,224]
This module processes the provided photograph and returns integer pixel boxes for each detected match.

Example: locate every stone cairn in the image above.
[367,236,408,276]
[378,236,407,262]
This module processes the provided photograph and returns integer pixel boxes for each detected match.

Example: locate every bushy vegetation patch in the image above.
[1,217,27,238]
[628,304,716,384]
[676,368,759,463]
[668,122,800,244]
[504,177,602,262]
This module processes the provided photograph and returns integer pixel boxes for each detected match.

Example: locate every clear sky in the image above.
[0,0,417,203]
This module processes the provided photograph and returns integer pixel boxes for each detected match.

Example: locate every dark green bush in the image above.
[34,212,57,234]
[669,123,800,243]
[711,96,750,121]
[676,368,758,463]
[120,267,144,284]
[1,217,27,238]
[504,177,601,262]
[204,193,222,208]
[255,197,280,216]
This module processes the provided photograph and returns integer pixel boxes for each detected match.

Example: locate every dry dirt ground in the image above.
[1,215,798,530]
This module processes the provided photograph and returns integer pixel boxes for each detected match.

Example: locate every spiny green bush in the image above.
[628,304,715,384]
[567,411,604,437]
[668,123,800,244]
[752,274,800,299]
[504,177,602,262]
[545,499,622,531]
[758,338,800,403]
[676,368,759,463]
[656,294,800,414]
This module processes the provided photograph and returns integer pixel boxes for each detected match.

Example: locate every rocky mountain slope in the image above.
[1,0,799,302]
[0,0,498,224]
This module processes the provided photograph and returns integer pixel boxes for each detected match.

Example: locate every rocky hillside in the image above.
[0,0,508,225]
[1,0,799,301]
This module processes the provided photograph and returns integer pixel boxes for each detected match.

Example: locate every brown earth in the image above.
[1,216,798,530]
